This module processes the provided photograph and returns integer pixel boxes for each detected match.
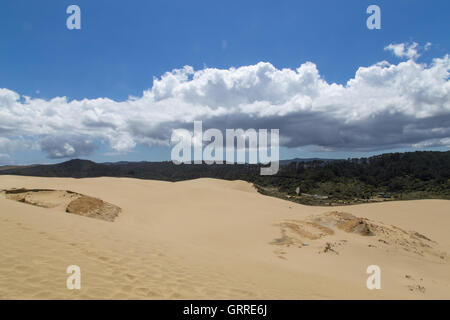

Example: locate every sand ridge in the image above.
[0,175,449,299]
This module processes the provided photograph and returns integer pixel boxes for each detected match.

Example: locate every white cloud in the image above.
[413,137,450,148]
[0,43,449,159]
[384,42,421,60]
[39,136,97,159]
[0,137,34,153]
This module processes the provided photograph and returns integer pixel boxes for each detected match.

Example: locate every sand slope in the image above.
[0,175,449,299]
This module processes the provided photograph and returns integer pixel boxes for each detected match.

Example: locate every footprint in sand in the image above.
[404,274,426,294]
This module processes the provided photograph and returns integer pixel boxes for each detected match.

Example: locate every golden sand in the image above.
[0,175,449,299]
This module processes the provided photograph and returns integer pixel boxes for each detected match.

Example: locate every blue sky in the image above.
[0,0,449,164]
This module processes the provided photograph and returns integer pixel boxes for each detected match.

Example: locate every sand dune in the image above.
[0,175,449,299]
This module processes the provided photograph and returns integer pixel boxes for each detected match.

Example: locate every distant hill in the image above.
[0,158,335,177]
[0,165,35,171]
[1,151,449,205]
[279,158,337,165]
[0,159,262,181]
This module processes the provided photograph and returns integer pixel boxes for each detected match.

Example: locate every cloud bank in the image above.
[0,43,449,160]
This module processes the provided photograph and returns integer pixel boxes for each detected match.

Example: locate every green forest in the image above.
[252,151,450,205]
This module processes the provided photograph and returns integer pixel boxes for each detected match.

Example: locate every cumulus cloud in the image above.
[0,44,449,159]
[384,42,421,60]
[39,136,97,159]
[0,136,34,153]
[412,137,450,149]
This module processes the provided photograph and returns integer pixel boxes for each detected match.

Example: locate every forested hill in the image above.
[252,151,450,204]
[1,151,449,205]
